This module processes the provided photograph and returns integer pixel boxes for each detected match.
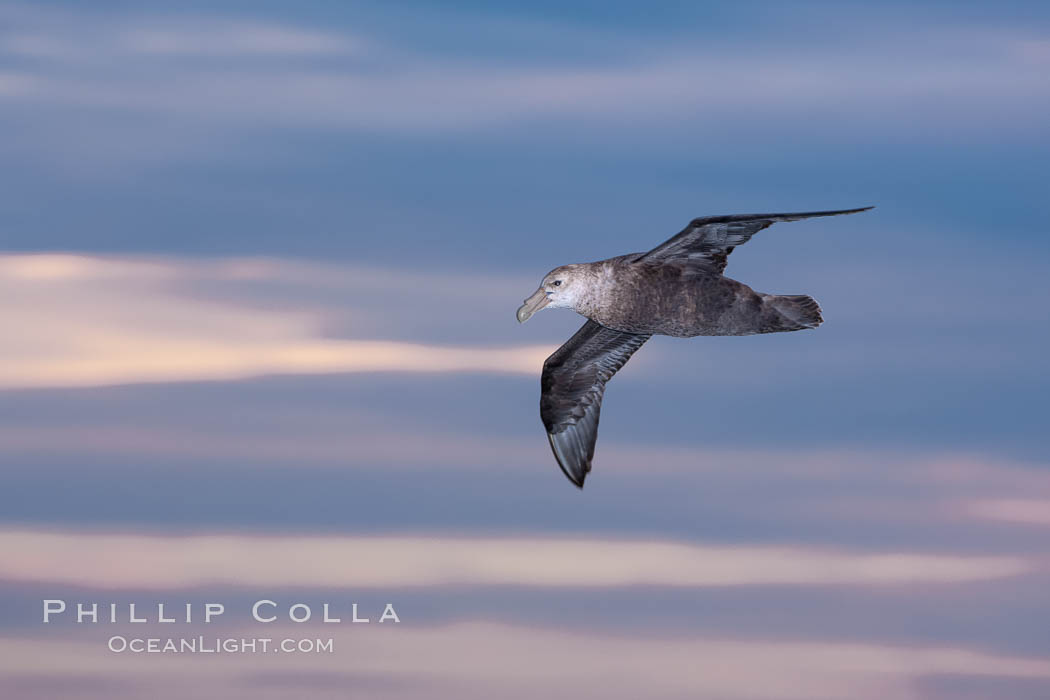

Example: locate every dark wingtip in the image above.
[558,460,587,489]
[688,206,875,229]
[793,206,874,218]
[817,206,873,216]
[548,432,589,489]
[787,206,873,221]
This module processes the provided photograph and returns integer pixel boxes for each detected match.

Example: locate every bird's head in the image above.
[516,265,585,323]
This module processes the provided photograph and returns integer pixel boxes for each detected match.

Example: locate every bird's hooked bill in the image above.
[516,288,549,323]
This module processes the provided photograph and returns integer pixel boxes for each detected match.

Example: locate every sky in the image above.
[1,1,1049,698]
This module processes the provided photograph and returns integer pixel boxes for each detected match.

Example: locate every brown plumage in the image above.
[517,207,872,488]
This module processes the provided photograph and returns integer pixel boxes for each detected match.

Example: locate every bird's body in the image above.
[564,255,821,337]
[517,206,872,488]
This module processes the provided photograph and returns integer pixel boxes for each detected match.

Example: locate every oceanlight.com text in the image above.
[107,636,335,654]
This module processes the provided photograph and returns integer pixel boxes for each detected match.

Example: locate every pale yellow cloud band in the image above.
[0,254,550,388]
[3,337,550,388]
[0,530,1030,590]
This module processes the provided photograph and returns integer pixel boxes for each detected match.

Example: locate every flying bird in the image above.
[517,207,872,488]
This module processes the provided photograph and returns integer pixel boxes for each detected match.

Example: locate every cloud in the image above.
[6,46,1045,133]
[968,500,1050,526]
[118,22,358,57]
[0,6,1046,139]
[0,254,550,389]
[0,11,360,59]
[3,622,1049,700]
[0,529,1030,590]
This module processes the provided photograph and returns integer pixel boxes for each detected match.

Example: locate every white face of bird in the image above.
[516,266,581,323]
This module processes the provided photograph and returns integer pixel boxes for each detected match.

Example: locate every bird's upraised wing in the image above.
[540,320,650,488]
[634,207,872,274]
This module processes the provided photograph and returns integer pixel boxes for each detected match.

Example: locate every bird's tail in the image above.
[765,294,823,330]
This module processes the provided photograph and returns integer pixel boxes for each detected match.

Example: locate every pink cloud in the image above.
[2,622,1049,700]
[0,254,550,389]
[0,529,1030,590]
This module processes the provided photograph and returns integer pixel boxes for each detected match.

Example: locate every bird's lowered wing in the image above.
[540,320,650,488]
[634,207,872,274]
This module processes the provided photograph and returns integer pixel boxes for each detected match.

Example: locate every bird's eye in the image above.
[552,280,562,287]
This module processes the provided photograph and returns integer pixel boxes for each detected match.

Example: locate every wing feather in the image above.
[540,320,649,488]
[635,207,872,273]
